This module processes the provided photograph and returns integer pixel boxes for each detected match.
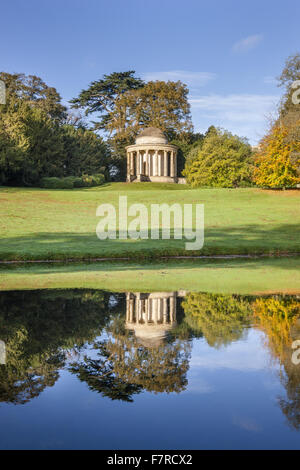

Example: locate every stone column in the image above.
[140,152,143,175]
[145,150,149,176]
[136,151,140,176]
[126,153,130,180]
[145,298,149,323]
[150,152,153,176]
[158,152,162,176]
[164,150,168,176]
[170,152,174,177]
[129,298,134,322]
[169,295,175,322]
[154,151,158,176]
[130,152,134,175]
[174,151,177,178]
[163,297,168,323]
[158,299,163,322]
[153,298,158,323]
[135,293,140,323]
[126,293,130,321]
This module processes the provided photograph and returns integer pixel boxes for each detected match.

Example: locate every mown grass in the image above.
[0,184,299,261]
[0,257,299,294]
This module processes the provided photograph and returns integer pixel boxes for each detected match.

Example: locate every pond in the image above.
[0,288,299,449]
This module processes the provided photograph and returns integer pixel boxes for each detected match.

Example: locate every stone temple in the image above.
[126,127,184,183]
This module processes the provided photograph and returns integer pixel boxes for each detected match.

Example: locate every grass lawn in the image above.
[0,183,300,261]
[0,257,300,294]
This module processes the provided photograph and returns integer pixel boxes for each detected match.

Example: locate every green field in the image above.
[1,183,300,261]
[1,257,300,294]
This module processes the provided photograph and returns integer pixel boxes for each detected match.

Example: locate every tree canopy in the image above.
[0,72,110,185]
[183,128,253,188]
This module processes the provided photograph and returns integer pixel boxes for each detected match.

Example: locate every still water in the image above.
[0,289,299,449]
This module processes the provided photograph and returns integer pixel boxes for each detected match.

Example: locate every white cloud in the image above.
[190,93,279,122]
[189,93,279,143]
[142,70,217,87]
[232,34,263,53]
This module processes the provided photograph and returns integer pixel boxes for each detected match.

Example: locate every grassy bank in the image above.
[1,184,300,261]
[1,257,299,294]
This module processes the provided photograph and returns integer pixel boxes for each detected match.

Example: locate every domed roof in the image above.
[135,127,168,145]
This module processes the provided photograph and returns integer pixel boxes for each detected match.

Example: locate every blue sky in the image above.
[1,0,299,144]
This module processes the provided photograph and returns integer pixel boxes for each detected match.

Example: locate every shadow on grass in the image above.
[0,223,299,259]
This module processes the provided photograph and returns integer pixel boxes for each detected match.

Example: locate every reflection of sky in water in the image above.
[190,330,274,372]
[0,290,299,450]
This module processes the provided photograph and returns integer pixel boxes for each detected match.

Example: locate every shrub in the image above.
[40,177,71,189]
[40,174,105,189]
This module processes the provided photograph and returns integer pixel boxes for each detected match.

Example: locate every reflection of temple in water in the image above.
[125,292,185,347]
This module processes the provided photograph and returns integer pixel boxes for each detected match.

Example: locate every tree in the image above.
[70,71,144,136]
[0,289,112,404]
[169,131,204,176]
[0,100,65,185]
[60,125,110,179]
[70,71,144,180]
[70,311,191,401]
[277,53,300,118]
[253,295,300,429]
[0,98,110,185]
[277,53,300,149]
[0,72,66,121]
[254,124,300,189]
[182,293,251,347]
[254,54,300,189]
[183,128,253,188]
[118,80,193,141]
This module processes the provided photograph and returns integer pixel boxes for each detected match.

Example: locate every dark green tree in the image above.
[70,71,144,134]
[0,72,66,121]
[0,289,113,404]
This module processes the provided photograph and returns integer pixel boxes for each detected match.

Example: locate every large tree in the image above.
[183,128,253,188]
[0,72,66,121]
[117,80,193,141]
[254,53,300,188]
[60,125,110,179]
[277,53,300,118]
[254,124,300,189]
[70,71,144,136]
[0,100,65,185]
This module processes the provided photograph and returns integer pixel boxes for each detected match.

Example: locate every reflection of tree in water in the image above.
[70,293,192,402]
[253,296,300,429]
[0,290,114,404]
[182,293,252,347]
